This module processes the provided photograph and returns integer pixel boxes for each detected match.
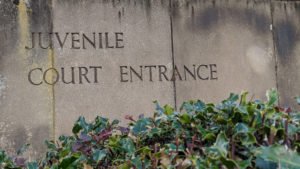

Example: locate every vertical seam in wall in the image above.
[270,0,280,105]
[49,0,56,140]
[169,0,177,110]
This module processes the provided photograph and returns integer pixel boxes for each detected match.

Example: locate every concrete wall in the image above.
[0,0,299,157]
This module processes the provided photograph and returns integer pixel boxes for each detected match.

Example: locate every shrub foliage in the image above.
[1,89,300,169]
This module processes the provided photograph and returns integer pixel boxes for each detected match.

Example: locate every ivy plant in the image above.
[1,89,300,169]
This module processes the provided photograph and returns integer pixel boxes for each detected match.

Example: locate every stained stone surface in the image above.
[172,0,277,105]
[273,1,300,109]
[0,0,52,156]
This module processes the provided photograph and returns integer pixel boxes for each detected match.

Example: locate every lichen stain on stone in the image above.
[13,0,20,6]
[274,20,299,65]
[273,2,299,66]
[17,0,30,61]
[0,121,16,154]
[118,10,122,23]
[184,6,270,35]
[47,48,56,140]
[0,75,7,101]
[117,7,125,23]
[30,125,49,157]
[294,3,300,10]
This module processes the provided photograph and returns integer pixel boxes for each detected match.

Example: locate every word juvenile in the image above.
[25,32,124,49]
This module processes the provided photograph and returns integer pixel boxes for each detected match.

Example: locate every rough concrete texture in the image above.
[172,0,277,105]
[273,1,300,109]
[0,0,52,157]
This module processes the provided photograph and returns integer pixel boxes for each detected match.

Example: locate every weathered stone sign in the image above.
[0,0,299,157]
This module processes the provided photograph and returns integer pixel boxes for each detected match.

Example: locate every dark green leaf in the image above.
[59,156,78,168]
[72,123,82,134]
[203,133,216,142]
[220,157,238,169]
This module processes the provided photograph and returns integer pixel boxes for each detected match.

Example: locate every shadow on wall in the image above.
[171,0,300,66]
[272,0,300,65]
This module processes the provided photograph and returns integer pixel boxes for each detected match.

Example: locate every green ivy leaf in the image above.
[195,100,206,112]
[240,91,248,106]
[45,140,57,150]
[236,158,252,169]
[215,132,229,157]
[17,143,30,155]
[220,93,239,109]
[164,105,174,115]
[179,113,191,124]
[233,123,249,134]
[203,133,216,142]
[228,93,239,103]
[266,89,278,106]
[137,146,152,155]
[72,124,82,134]
[220,157,238,169]
[117,163,131,169]
[255,157,277,169]
[296,96,300,105]
[154,101,165,115]
[132,118,151,135]
[180,101,194,113]
[288,124,300,136]
[241,133,257,146]
[92,149,106,162]
[59,156,78,168]
[131,156,143,169]
[255,145,300,169]
[27,162,39,169]
[94,116,109,131]
[121,138,135,156]
[236,106,248,115]
[208,132,229,158]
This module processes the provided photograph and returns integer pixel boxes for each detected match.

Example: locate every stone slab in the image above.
[50,0,174,136]
[172,0,277,106]
[273,1,300,109]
